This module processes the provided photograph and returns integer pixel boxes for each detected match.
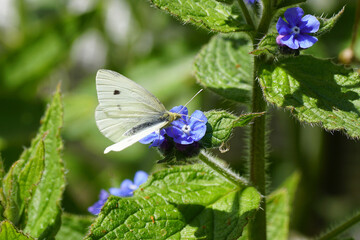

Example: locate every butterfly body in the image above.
[95,69,181,153]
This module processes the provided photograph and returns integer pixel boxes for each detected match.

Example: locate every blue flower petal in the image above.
[134,170,149,186]
[188,110,207,126]
[166,110,207,144]
[109,179,134,197]
[139,132,158,144]
[88,190,109,215]
[139,129,165,147]
[170,105,188,115]
[176,135,194,145]
[190,124,207,141]
[284,7,303,26]
[170,118,185,129]
[166,125,186,141]
[276,17,292,35]
[280,34,299,49]
[297,34,318,49]
[300,14,320,33]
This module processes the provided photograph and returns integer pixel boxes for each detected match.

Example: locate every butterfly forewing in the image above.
[95,69,168,144]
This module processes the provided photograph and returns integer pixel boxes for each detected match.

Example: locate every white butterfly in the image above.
[95,69,182,154]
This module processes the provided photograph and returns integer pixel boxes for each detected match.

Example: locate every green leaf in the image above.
[216,0,234,4]
[17,140,45,224]
[200,110,264,148]
[275,0,306,9]
[2,160,23,224]
[0,156,4,183]
[258,55,360,138]
[23,85,65,239]
[86,164,261,239]
[150,0,253,33]
[0,220,34,240]
[56,213,93,240]
[239,172,301,240]
[266,189,289,240]
[267,172,300,240]
[314,7,344,37]
[251,33,278,56]
[194,33,253,103]
[1,126,45,226]
[280,171,301,206]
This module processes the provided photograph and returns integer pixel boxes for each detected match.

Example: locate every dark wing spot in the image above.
[113,90,120,95]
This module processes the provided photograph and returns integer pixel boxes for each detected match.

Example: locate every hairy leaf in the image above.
[259,55,360,138]
[2,160,24,224]
[0,156,4,183]
[240,172,300,240]
[267,172,300,240]
[23,85,65,239]
[17,141,45,223]
[251,33,278,56]
[2,140,45,225]
[86,164,261,239]
[56,213,93,240]
[194,33,253,103]
[314,7,344,37]
[0,221,34,240]
[201,110,264,148]
[150,0,253,33]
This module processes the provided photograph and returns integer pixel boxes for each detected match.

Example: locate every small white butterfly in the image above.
[95,69,182,154]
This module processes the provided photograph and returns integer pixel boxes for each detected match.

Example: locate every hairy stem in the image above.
[248,1,273,239]
[237,0,256,30]
[199,150,249,187]
[248,57,267,240]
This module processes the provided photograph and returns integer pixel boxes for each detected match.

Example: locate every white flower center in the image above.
[129,184,138,190]
[182,125,191,135]
[291,26,300,34]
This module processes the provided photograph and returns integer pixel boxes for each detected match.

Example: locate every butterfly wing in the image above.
[95,69,169,152]
[103,122,167,153]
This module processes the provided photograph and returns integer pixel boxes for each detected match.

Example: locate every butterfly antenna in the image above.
[178,89,203,114]
[177,112,205,123]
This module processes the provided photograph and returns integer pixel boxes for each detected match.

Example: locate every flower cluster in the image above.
[139,105,207,148]
[276,7,320,50]
[88,170,148,215]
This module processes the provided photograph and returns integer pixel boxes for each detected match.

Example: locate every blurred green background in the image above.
[0,0,359,238]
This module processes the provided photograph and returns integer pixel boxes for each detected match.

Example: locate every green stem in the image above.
[248,1,273,239]
[199,150,249,187]
[237,0,256,30]
[254,0,273,41]
[248,57,267,240]
[317,211,360,240]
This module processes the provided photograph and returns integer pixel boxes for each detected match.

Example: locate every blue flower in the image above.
[87,189,109,215]
[88,171,148,215]
[276,7,320,49]
[244,0,257,4]
[139,129,166,147]
[109,170,148,197]
[166,105,207,145]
